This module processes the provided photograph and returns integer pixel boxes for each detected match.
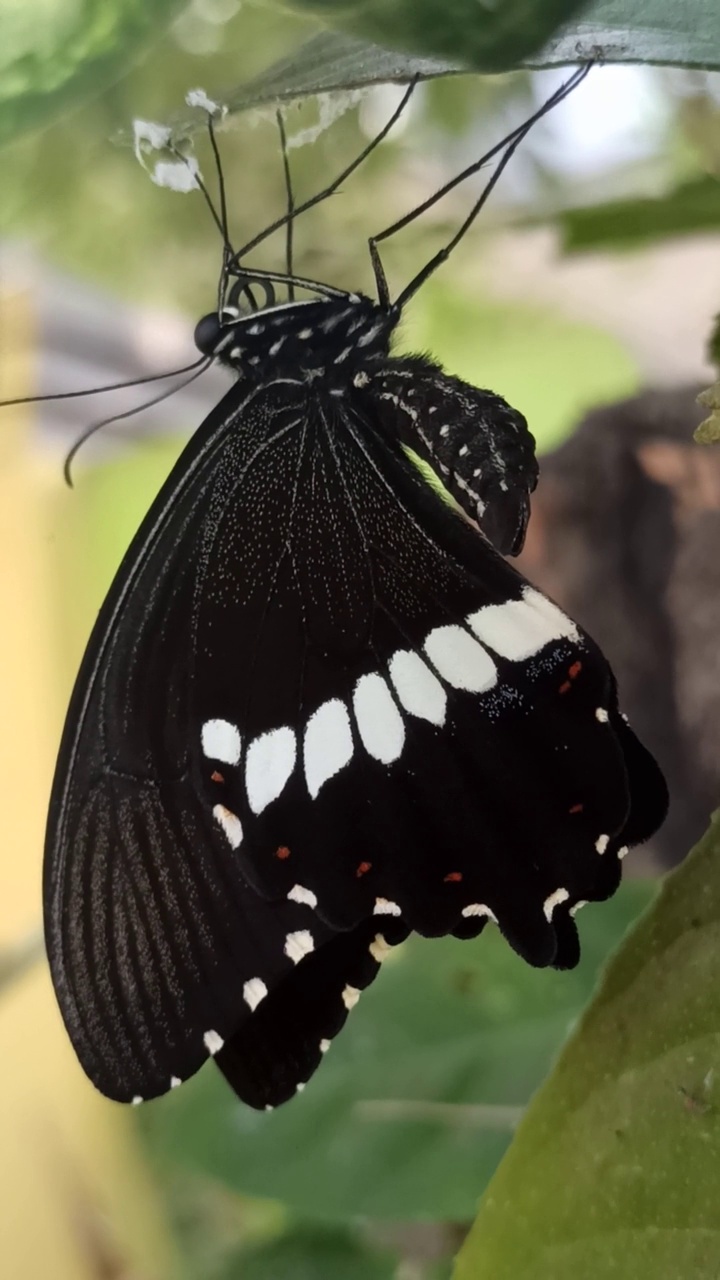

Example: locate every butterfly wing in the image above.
[45,370,666,1111]
[188,382,667,967]
[44,381,400,1109]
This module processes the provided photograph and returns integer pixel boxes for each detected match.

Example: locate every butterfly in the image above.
[42,68,668,1112]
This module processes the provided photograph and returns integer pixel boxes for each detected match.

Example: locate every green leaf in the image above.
[140,883,652,1223]
[551,176,720,255]
[0,0,184,147]
[542,0,720,70]
[213,1224,395,1280]
[454,816,720,1280]
[275,0,588,71]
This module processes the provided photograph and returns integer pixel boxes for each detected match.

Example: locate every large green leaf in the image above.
[260,0,720,74]
[276,0,587,71]
[543,0,720,69]
[0,0,184,146]
[161,0,720,141]
[140,883,651,1223]
[454,816,720,1280]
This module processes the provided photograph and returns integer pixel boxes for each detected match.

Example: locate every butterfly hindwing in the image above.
[190,381,666,964]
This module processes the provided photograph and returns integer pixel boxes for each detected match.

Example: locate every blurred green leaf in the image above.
[213,1224,395,1280]
[0,930,44,996]
[551,175,720,254]
[454,816,720,1280]
[406,286,639,453]
[695,381,720,443]
[140,882,652,1223]
[0,0,185,147]
[708,313,720,368]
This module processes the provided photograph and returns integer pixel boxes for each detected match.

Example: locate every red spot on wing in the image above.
[356,861,372,877]
[559,660,583,695]
[275,846,291,860]
[569,803,584,814]
[444,871,463,883]
[211,770,225,783]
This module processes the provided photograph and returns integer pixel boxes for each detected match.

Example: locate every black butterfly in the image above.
[43,69,667,1112]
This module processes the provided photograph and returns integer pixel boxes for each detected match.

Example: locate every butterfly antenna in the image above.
[372,64,591,311]
[230,78,417,267]
[169,113,236,313]
[0,355,209,410]
[276,109,296,301]
[63,356,212,488]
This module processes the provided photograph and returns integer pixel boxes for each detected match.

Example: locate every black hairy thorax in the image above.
[194,292,398,384]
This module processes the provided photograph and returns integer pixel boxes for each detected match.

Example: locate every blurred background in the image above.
[2,3,720,1277]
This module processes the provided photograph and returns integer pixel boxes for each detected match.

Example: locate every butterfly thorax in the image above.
[195,294,398,385]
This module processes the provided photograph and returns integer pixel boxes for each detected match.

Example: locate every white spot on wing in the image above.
[202,718,241,764]
[170,1076,182,1089]
[319,1038,331,1053]
[369,933,393,963]
[461,903,497,922]
[243,978,268,1011]
[595,834,610,854]
[424,625,497,693]
[596,707,609,723]
[467,588,579,661]
[570,900,588,917]
[374,898,402,916]
[245,726,296,815]
[204,1029,224,1055]
[342,985,361,1010]
[543,888,570,921]
[352,672,405,764]
[284,930,315,964]
[389,650,447,726]
[131,1096,143,1106]
[617,845,629,859]
[288,884,318,909]
[213,804,243,849]
[304,699,354,798]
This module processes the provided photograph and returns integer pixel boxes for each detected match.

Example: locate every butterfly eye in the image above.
[194,312,223,355]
